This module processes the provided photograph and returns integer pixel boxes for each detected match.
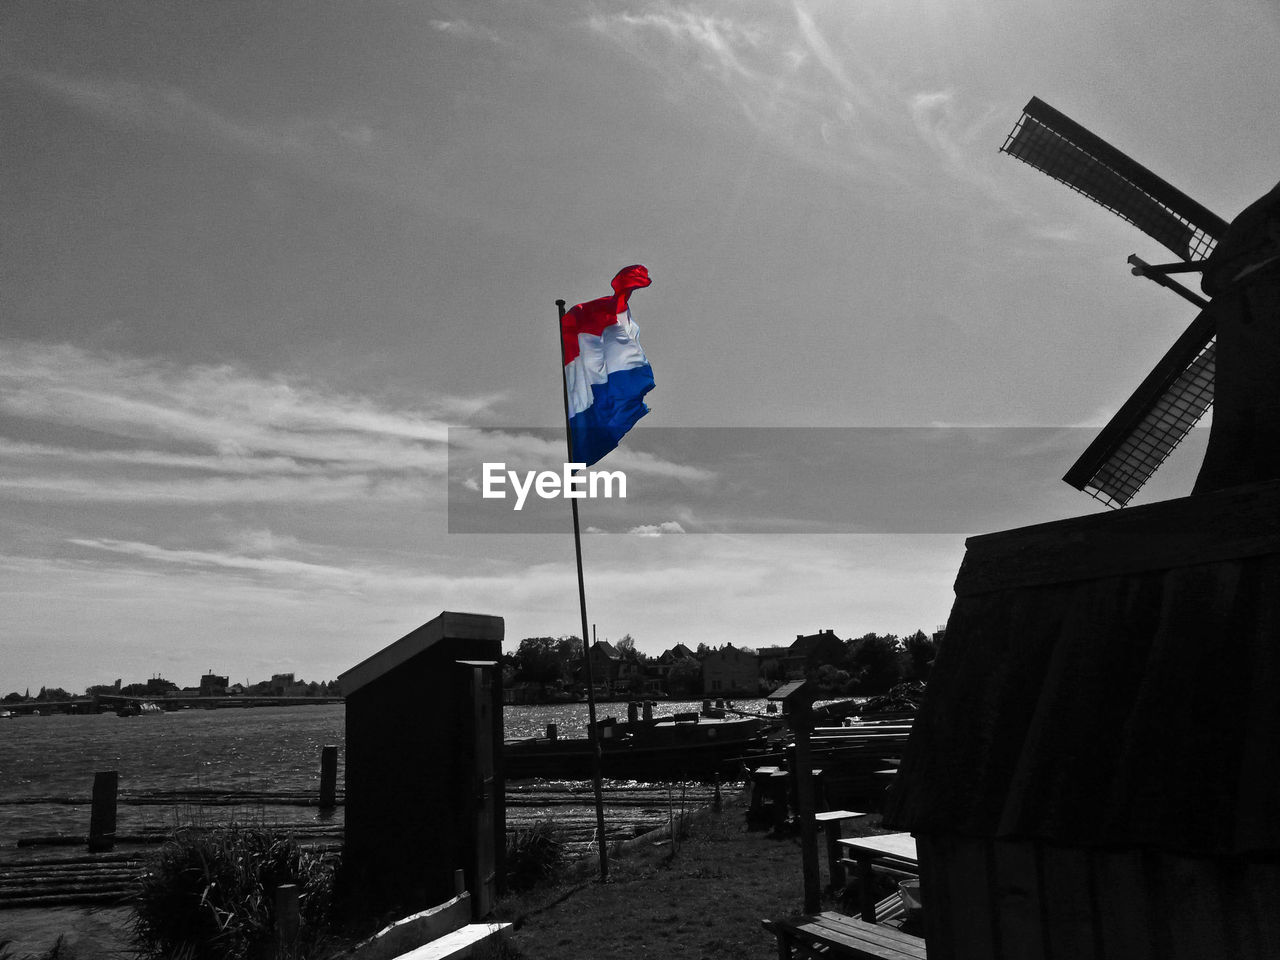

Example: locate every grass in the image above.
[5,792,894,960]
[491,790,892,960]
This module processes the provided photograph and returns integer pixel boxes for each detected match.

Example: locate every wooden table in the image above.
[836,833,919,923]
[814,810,865,888]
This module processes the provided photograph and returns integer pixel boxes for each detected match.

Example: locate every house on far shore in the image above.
[200,673,228,697]
[646,643,697,691]
[784,629,845,679]
[270,672,307,696]
[701,644,759,696]
[574,640,645,697]
[645,643,701,697]
[756,645,789,683]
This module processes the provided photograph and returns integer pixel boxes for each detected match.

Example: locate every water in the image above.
[0,698,776,861]
[0,704,346,861]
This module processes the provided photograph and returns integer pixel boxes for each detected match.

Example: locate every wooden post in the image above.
[454,867,467,895]
[627,701,638,723]
[793,700,821,914]
[319,745,338,809]
[546,722,558,741]
[643,700,653,722]
[88,770,117,853]
[275,883,300,952]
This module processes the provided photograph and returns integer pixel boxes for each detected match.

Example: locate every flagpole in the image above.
[556,298,610,883]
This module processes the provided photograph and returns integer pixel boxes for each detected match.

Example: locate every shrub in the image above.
[131,824,335,960]
[505,820,564,892]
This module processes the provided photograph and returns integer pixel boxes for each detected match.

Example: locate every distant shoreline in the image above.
[2,696,343,716]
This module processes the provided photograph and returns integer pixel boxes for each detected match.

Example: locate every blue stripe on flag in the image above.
[568,364,654,465]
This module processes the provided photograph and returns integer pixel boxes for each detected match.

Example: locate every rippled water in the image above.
[0,698,776,859]
[0,704,346,858]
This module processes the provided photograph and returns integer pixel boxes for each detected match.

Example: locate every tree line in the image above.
[504,629,939,696]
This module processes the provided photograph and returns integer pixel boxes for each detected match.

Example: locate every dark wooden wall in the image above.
[885,481,1280,958]
[342,636,503,918]
[917,835,1280,960]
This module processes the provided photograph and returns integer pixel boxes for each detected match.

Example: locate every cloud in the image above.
[584,2,911,186]
[627,521,687,536]
[223,528,303,555]
[429,19,508,45]
[23,70,379,159]
[68,537,358,583]
[0,340,491,505]
[907,89,1011,203]
[0,530,967,691]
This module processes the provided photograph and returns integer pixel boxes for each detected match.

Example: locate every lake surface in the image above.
[0,698,774,860]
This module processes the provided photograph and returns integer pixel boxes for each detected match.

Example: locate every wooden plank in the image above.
[1156,853,1240,960]
[786,916,927,960]
[1090,849,1155,960]
[1236,860,1280,959]
[817,913,925,952]
[915,834,954,960]
[937,837,998,960]
[1106,561,1250,850]
[816,810,867,823]
[991,840,1046,960]
[1234,555,1280,852]
[953,478,1280,597]
[1037,845,1097,960]
[886,585,1074,837]
[397,922,511,960]
[993,573,1157,843]
[352,893,474,960]
[837,833,918,864]
[838,859,919,884]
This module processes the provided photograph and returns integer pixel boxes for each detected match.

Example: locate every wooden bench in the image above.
[762,910,926,959]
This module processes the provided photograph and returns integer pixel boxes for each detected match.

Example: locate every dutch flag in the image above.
[562,264,655,466]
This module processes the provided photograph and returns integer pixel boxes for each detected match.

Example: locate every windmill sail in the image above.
[1002,97,1227,261]
[1061,308,1216,506]
[1001,97,1229,507]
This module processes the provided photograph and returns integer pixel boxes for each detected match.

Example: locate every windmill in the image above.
[1000,96,1280,507]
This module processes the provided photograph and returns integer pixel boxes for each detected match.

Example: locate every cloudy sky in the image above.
[3,0,1278,693]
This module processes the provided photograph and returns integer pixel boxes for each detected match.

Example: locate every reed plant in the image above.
[505,819,565,892]
[130,823,335,960]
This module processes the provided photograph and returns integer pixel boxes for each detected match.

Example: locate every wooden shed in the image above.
[338,611,505,920]
[883,480,1280,959]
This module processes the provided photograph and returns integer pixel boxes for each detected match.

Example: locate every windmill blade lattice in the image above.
[1062,309,1216,507]
[1001,97,1229,507]
[1002,97,1227,260]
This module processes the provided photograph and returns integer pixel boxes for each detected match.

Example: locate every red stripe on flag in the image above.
[562,265,651,365]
